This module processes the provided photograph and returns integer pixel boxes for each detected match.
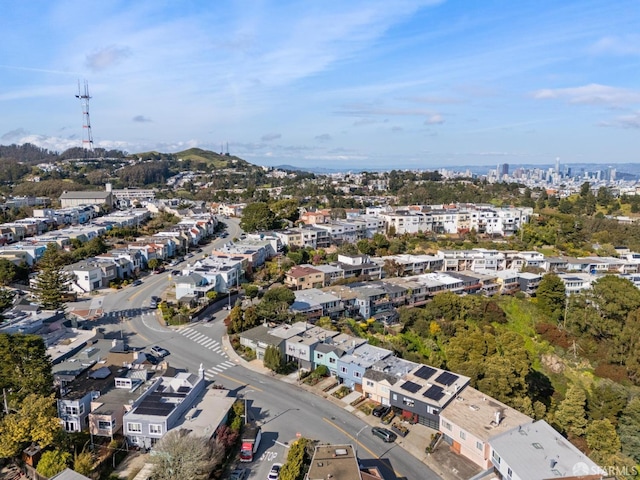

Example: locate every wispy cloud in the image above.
[424,114,445,125]
[590,35,640,56]
[1,128,29,141]
[261,133,281,142]
[314,133,332,142]
[532,84,640,107]
[85,45,132,72]
[599,112,640,129]
[132,115,152,123]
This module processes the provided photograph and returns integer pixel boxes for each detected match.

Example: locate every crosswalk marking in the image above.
[221,361,236,368]
[202,339,217,348]
[211,346,222,353]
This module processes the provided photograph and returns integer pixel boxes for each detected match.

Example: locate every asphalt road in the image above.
[78,217,441,480]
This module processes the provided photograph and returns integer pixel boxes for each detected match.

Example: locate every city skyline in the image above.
[1,0,639,169]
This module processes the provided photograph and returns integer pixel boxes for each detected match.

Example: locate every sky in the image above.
[1,0,639,170]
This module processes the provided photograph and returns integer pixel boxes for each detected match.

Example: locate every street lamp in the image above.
[355,424,368,460]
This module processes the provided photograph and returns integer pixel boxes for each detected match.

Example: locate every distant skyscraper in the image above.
[555,157,560,175]
[501,163,509,176]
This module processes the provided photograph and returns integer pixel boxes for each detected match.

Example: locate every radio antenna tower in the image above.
[75,79,94,152]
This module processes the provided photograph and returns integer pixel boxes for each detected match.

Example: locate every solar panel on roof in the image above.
[414,365,436,380]
[400,381,421,394]
[435,371,458,386]
[423,385,445,401]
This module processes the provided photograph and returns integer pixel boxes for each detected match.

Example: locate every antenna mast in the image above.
[75,79,94,152]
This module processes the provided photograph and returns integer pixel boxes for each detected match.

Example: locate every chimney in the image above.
[494,410,501,425]
[105,183,112,192]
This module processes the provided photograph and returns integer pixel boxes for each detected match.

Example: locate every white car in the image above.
[150,346,169,357]
[267,463,282,480]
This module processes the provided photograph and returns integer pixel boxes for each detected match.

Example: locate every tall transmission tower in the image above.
[75,79,94,152]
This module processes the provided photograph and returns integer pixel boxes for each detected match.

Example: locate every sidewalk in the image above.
[222,336,481,480]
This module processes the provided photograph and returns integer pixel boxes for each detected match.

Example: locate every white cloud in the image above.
[599,112,640,129]
[424,114,444,125]
[532,84,640,107]
[590,35,640,56]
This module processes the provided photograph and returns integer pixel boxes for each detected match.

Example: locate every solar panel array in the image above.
[400,380,421,394]
[423,385,445,401]
[435,371,458,386]
[414,365,436,380]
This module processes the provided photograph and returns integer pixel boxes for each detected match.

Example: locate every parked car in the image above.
[372,405,391,418]
[267,463,282,480]
[195,248,203,253]
[132,279,142,286]
[150,346,169,357]
[149,296,160,308]
[171,270,180,276]
[371,427,397,443]
[229,469,247,480]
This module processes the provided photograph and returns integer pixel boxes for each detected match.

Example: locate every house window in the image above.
[98,421,113,430]
[127,423,142,433]
[492,451,501,464]
[442,421,452,431]
[65,406,79,415]
[149,424,162,434]
[354,371,361,378]
[392,394,397,401]
[329,358,336,364]
[402,398,414,407]
[316,353,324,360]
[507,468,512,479]
[366,380,374,387]
[476,441,483,451]
[459,431,466,440]
[340,366,348,374]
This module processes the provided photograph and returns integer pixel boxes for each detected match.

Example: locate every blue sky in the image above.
[1,0,639,169]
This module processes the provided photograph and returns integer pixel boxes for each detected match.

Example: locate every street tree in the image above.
[32,244,73,311]
[263,345,283,373]
[148,258,160,270]
[536,273,566,323]
[240,202,276,232]
[151,429,214,480]
[586,419,621,465]
[555,384,587,437]
[0,394,61,458]
[0,334,53,402]
[36,450,71,478]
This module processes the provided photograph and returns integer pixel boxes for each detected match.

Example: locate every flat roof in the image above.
[490,420,604,480]
[307,444,362,480]
[171,387,236,438]
[441,386,532,442]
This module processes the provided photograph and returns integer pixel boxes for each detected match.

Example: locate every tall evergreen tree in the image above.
[536,273,566,323]
[555,384,587,437]
[32,244,73,311]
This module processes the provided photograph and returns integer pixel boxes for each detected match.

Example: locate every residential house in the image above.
[123,367,206,449]
[306,445,362,480]
[337,343,393,392]
[284,325,339,370]
[362,356,418,405]
[334,254,382,280]
[64,261,103,294]
[517,272,541,295]
[285,265,325,290]
[290,288,343,321]
[388,364,470,429]
[489,420,605,480]
[313,333,367,376]
[57,365,121,432]
[439,386,532,469]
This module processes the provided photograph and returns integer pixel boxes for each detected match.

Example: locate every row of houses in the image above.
[239,321,602,479]
[53,335,235,449]
[297,204,533,237]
